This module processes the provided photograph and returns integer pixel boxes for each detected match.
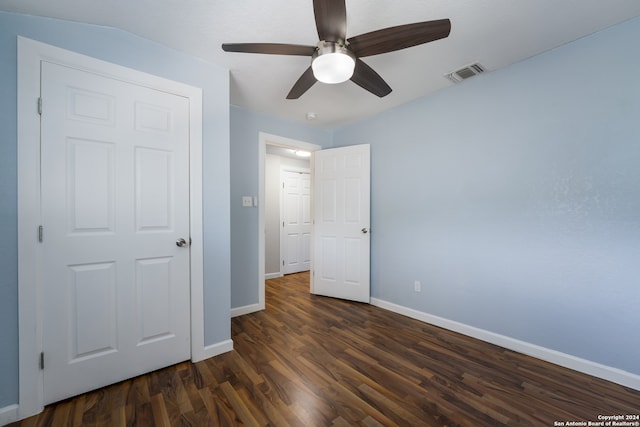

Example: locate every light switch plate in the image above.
[242,196,252,207]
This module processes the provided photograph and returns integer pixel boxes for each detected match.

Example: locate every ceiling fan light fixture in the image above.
[312,41,355,84]
[222,2,452,99]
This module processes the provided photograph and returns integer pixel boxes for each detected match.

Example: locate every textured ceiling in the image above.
[3,1,640,128]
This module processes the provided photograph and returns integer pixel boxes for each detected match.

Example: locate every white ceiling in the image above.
[3,1,640,128]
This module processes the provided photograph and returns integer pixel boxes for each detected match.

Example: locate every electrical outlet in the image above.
[242,196,252,207]
[414,280,421,292]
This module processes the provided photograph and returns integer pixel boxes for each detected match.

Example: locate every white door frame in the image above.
[256,133,321,313]
[17,37,206,419]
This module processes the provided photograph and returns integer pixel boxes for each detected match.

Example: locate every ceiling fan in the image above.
[222,0,451,99]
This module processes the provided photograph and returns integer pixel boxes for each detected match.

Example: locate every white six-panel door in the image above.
[312,144,370,303]
[282,170,311,274]
[40,61,191,404]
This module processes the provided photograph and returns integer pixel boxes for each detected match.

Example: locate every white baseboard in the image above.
[370,298,640,391]
[0,404,18,426]
[265,272,282,280]
[231,303,262,318]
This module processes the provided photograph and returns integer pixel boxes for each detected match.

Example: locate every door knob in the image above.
[176,238,187,247]
[361,228,369,234]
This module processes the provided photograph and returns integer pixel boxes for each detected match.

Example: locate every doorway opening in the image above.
[257,133,321,311]
[265,146,311,278]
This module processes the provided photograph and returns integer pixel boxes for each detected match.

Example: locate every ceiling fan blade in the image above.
[313,0,347,42]
[222,43,316,56]
[347,19,451,57]
[287,67,317,99]
[350,59,392,98]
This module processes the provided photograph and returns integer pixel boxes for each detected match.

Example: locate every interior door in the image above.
[312,144,370,303]
[282,170,311,274]
[40,61,191,404]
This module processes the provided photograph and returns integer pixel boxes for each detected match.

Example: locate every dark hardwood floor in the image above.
[11,271,639,426]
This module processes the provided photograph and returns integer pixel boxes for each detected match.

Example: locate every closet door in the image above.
[282,170,311,274]
[40,61,191,404]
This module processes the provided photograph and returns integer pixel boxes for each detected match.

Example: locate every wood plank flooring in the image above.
[11,271,639,426]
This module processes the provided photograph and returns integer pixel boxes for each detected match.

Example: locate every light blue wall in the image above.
[333,17,640,375]
[0,12,231,407]
[230,106,332,308]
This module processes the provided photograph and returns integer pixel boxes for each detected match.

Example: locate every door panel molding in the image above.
[17,37,204,419]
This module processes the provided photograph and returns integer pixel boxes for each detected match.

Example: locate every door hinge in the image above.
[38,225,43,243]
[37,97,42,115]
[282,221,285,228]
[282,260,285,267]
[40,352,44,370]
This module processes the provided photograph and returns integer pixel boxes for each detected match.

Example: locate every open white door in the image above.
[312,144,370,303]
